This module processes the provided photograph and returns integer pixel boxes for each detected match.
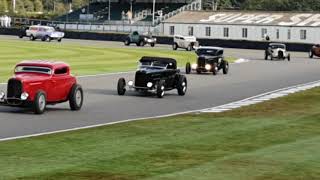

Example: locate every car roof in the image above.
[269,43,286,46]
[17,60,70,69]
[139,56,177,68]
[30,25,54,29]
[197,46,224,50]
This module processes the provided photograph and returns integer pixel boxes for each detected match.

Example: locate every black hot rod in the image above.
[185,47,229,75]
[117,56,187,98]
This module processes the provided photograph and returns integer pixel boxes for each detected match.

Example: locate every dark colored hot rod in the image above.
[185,47,229,75]
[117,57,187,98]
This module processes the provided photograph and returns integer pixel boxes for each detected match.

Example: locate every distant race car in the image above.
[24,25,65,42]
[173,35,199,51]
[117,56,187,98]
[186,47,229,75]
[265,43,291,61]
[124,31,157,47]
[0,61,83,114]
[309,44,320,58]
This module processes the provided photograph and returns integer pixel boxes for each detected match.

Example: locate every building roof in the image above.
[17,60,70,69]
[164,11,320,27]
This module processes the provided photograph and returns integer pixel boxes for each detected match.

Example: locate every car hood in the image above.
[13,73,51,84]
[137,69,166,74]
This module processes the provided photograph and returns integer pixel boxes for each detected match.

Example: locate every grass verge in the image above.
[0,87,320,179]
[0,39,236,82]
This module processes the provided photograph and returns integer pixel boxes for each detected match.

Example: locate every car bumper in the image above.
[0,98,31,107]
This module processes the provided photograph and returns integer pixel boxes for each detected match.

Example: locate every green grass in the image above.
[0,39,236,83]
[1,87,320,179]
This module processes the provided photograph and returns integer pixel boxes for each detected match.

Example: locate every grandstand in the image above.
[56,0,190,24]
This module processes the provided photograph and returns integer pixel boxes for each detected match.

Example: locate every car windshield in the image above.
[46,27,55,32]
[15,66,52,75]
[139,61,168,70]
[270,44,285,49]
[196,49,219,56]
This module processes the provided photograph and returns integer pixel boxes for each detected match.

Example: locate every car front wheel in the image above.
[309,51,314,58]
[177,75,187,96]
[34,91,46,114]
[30,35,35,41]
[212,63,218,75]
[69,84,84,111]
[156,81,165,98]
[173,43,178,50]
[186,62,191,74]
[223,61,229,74]
[117,78,126,95]
[287,54,291,61]
[150,43,155,47]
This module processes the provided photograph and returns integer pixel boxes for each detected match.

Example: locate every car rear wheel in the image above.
[309,51,314,58]
[156,81,165,98]
[177,75,187,96]
[34,91,46,114]
[223,61,229,74]
[117,78,126,95]
[69,84,84,111]
[173,43,178,50]
[185,62,191,74]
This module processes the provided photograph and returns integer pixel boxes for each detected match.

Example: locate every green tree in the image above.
[34,0,43,12]
[0,0,8,13]
[24,0,34,12]
[16,0,26,14]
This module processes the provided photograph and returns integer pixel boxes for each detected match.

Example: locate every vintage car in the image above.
[309,44,320,58]
[124,31,157,47]
[185,47,229,75]
[117,56,187,98]
[265,43,291,61]
[173,35,199,51]
[25,25,65,42]
[18,26,29,38]
[0,61,83,114]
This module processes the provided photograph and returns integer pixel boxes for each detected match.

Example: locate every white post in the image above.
[13,0,16,13]
[152,0,155,26]
[108,0,111,21]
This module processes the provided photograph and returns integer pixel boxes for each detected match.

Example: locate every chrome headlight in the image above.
[128,80,134,87]
[147,82,153,88]
[144,37,147,41]
[191,64,197,69]
[205,64,211,70]
[0,91,5,100]
[20,92,29,100]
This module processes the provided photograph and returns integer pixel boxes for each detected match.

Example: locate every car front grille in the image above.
[197,57,206,67]
[7,79,22,98]
[135,71,149,87]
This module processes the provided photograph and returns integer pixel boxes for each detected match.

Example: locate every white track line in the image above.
[201,80,320,113]
[0,79,319,142]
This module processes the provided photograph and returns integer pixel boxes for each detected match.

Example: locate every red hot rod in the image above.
[0,61,84,114]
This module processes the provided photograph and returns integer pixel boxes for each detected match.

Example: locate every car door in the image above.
[132,31,139,42]
[50,67,69,101]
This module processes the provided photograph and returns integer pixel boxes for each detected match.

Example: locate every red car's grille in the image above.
[7,79,22,98]
[197,57,206,67]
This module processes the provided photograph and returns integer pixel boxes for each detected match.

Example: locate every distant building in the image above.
[161,11,320,43]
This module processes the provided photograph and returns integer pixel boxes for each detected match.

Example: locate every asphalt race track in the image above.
[1,36,320,139]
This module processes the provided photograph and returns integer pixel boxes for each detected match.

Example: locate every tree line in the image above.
[0,0,319,18]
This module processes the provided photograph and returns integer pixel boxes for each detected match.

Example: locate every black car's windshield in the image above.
[270,44,285,49]
[139,61,168,70]
[196,49,219,56]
